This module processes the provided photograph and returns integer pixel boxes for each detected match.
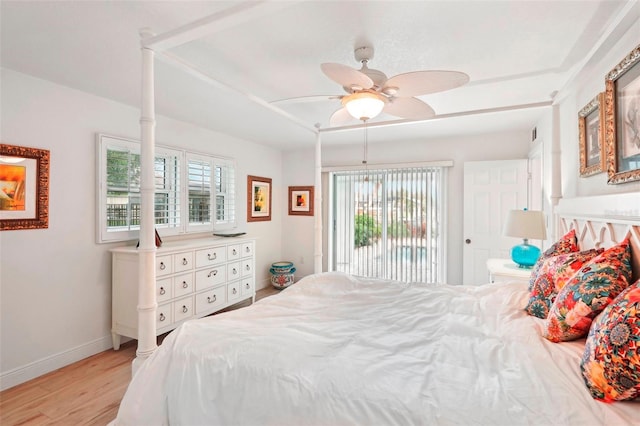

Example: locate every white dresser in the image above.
[111,236,255,349]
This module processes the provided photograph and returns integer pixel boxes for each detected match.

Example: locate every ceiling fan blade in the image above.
[321,63,374,90]
[383,97,435,120]
[329,107,356,126]
[271,95,342,105]
[384,70,469,97]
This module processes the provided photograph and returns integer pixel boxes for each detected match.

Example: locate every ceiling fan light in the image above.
[342,91,386,121]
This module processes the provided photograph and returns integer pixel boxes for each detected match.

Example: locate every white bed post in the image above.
[133,28,158,374]
[314,124,323,273]
[550,104,562,241]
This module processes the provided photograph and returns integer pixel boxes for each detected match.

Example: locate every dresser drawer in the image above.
[157,278,173,303]
[241,241,254,258]
[227,261,242,282]
[156,255,173,276]
[174,251,193,273]
[195,246,226,268]
[173,272,194,298]
[241,259,253,277]
[157,303,173,328]
[227,244,241,261]
[227,281,241,302]
[240,278,254,297]
[195,286,226,314]
[195,266,226,291]
[174,297,193,323]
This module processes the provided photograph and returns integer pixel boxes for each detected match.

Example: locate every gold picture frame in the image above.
[604,44,640,184]
[0,143,50,231]
[288,186,314,216]
[578,93,606,177]
[247,175,272,222]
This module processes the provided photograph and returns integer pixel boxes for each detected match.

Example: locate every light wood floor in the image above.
[0,286,280,426]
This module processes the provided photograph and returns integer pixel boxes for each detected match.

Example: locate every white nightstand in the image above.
[486,258,532,284]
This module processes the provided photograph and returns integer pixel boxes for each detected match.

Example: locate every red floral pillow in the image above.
[580,280,640,401]
[524,248,603,319]
[543,239,632,342]
[528,229,579,291]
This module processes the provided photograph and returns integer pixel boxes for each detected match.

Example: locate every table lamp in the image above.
[503,209,547,268]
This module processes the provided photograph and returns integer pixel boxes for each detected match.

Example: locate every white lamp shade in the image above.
[503,209,547,240]
[342,91,386,121]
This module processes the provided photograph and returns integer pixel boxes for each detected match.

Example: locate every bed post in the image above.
[133,28,158,374]
[314,124,323,273]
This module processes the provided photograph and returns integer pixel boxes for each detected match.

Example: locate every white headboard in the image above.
[555,193,640,284]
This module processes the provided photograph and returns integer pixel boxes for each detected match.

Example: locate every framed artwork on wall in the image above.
[578,93,605,177]
[288,186,314,216]
[604,44,640,184]
[0,143,50,231]
[247,175,272,222]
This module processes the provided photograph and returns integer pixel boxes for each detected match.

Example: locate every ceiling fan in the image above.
[278,46,470,126]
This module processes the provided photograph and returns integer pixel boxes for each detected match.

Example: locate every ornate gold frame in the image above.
[0,143,50,230]
[604,44,640,184]
[578,93,605,177]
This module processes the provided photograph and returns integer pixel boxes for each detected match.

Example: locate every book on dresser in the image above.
[110,236,255,350]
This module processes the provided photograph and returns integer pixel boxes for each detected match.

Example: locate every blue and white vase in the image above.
[270,261,296,289]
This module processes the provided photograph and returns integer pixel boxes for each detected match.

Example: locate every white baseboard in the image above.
[0,335,114,391]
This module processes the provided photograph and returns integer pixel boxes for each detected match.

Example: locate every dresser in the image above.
[486,258,531,284]
[111,236,255,350]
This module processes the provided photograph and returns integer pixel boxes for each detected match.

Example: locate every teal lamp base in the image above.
[511,239,541,268]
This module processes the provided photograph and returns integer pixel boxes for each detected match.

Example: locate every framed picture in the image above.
[578,93,605,177]
[247,175,271,222]
[604,44,640,184]
[288,186,314,216]
[0,144,50,231]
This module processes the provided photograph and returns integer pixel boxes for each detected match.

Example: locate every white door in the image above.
[463,160,528,285]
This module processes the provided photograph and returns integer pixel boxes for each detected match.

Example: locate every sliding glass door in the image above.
[330,166,446,283]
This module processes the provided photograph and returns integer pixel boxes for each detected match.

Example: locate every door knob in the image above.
[465,239,471,244]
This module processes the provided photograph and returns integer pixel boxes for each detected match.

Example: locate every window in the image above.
[98,134,235,243]
[329,165,448,283]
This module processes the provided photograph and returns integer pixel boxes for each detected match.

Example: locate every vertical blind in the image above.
[331,166,445,283]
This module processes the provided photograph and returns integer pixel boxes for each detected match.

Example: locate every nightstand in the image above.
[486,258,532,284]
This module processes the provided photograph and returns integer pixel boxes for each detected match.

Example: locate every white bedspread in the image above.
[114,272,639,425]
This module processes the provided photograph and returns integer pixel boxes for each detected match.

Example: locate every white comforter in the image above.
[115,272,639,425]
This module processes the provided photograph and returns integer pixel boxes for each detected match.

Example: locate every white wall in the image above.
[282,130,532,285]
[538,12,640,200]
[0,69,284,389]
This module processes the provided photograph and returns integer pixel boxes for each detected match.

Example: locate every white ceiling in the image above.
[0,1,634,150]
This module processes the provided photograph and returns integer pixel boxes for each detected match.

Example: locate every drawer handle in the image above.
[232,248,237,255]
[182,258,188,265]
[245,283,250,289]
[207,295,217,303]
[245,265,251,271]
[207,253,217,261]
[182,281,188,288]
[159,262,166,270]
[159,313,165,322]
[232,288,237,295]
[182,305,188,313]
[208,270,218,278]
[245,246,250,253]
[232,267,237,275]
[159,287,166,295]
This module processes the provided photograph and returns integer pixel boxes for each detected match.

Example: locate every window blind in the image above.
[331,166,445,283]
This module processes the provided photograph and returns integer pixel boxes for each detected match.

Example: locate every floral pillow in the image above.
[543,238,632,342]
[528,229,579,291]
[524,248,603,319]
[580,280,640,401]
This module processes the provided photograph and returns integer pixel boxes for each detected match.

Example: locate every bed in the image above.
[113,196,640,425]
